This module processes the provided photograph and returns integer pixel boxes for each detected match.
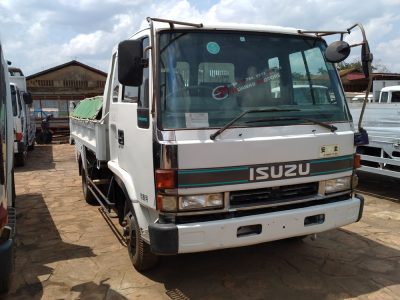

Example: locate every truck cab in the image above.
[0,41,15,293]
[10,83,29,166]
[72,19,370,271]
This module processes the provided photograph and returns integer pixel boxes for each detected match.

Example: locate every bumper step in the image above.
[6,207,16,236]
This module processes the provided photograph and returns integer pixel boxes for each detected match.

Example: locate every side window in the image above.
[381,92,388,103]
[10,85,17,116]
[111,55,119,102]
[139,37,150,108]
[391,91,400,103]
[289,52,312,104]
[268,57,281,99]
[137,37,150,129]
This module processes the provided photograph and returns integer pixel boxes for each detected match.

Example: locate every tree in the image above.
[337,59,391,73]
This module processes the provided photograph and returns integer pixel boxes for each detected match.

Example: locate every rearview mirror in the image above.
[361,43,373,79]
[118,40,143,86]
[325,41,351,63]
[23,92,33,105]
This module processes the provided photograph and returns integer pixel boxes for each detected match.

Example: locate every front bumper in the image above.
[0,226,13,282]
[149,195,364,255]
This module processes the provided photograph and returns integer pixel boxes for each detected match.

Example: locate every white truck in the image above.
[349,85,400,178]
[0,41,16,293]
[71,18,372,271]
[9,68,35,166]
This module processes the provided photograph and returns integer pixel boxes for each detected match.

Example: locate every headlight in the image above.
[179,193,224,211]
[324,176,351,194]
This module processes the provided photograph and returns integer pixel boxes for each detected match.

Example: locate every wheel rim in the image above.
[126,213,137,256]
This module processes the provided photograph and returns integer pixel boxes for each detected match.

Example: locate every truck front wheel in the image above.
[14,152,26,167]
[124,204,158,271]
[81,166,97,205]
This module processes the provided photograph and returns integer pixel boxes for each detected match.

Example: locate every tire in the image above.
[28,141,35,151]
[124,203,158,271]
[43,132,52,144]
[81,166,97,205]
[14,152,26,167]
[11,169,15,208]
[0,276,11,294]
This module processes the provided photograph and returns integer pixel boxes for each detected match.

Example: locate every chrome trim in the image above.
[160,143,178,169]
[156,128,176,141]
[228,190,351,212]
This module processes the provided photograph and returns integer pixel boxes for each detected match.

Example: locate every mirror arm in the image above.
[346,24,373,131]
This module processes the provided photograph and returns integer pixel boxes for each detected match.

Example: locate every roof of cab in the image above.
[381,85,400,92]
[131,19,314,38]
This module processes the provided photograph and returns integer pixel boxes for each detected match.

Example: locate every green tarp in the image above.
[71,96,103,120]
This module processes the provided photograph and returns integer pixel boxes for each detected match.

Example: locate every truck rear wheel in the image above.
[81,166,97,205]
[14,152,26,167]
[124,205,158,271]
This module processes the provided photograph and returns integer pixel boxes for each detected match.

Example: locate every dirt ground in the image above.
[3,144,400,300]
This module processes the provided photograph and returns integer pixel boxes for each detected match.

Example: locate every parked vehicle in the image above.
[10,83,34,166]
[0,40,16,293]
[71,18,372,271]
[9,67,35,151]
[349,85,400,178]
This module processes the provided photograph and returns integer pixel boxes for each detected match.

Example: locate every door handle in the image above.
[117,129,124,145]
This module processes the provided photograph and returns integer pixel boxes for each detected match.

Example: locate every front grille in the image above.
[229,182,319,208]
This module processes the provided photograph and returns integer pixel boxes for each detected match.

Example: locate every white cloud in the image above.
[1,0,400,74]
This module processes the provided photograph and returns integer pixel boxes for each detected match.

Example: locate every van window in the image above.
[391,91,400,103]
[380,92,388,103]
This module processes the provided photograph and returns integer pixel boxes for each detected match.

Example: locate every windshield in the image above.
[159,31,349,130]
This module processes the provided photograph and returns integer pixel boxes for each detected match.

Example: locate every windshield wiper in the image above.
[246,117,338,132]
[210,108,300,140]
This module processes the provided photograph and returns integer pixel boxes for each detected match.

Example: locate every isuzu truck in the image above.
[0,40,16,293]
[71,18,372,271]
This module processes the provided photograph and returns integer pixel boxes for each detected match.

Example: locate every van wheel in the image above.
[28,142,35,151]
[14,152,26,167]
[81,166,97,205]
[124,204,158,271]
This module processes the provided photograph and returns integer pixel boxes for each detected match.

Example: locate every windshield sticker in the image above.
[212,85,230,100]
[210,69,280,99]
[185,113,209,128]
[206,42,220,55]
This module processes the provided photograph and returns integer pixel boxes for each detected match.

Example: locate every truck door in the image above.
[110,37,156,208]
[0,49,8,225]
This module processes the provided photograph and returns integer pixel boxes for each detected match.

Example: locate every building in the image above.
[26,60,107,119]
[340,68,400,101]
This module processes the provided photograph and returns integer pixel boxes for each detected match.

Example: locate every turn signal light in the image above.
[354,154,361,169]
[155,169,176,189]
[15,132,23,141]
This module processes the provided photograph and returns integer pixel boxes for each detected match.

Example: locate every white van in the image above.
[379,85,400,103]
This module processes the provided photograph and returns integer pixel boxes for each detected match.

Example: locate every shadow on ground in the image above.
[4,193,96,299]
[14,145,55,172]
[356,171,400,201]
[146,229,400,299]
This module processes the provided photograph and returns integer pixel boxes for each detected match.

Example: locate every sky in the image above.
[0,0,399,76]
